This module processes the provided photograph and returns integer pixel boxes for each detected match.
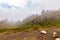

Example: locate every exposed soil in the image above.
[0,28,60,40]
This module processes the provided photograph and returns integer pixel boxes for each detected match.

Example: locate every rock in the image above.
[55,38,60,40]
[40,30,47,34]
[53,32,57,38]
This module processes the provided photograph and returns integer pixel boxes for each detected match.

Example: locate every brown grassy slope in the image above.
[0,28,60,40]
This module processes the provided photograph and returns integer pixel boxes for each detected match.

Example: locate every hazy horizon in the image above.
[0,0,60,22]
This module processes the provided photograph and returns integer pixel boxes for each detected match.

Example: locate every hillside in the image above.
[0,9,60,40]
[0,28,60,40]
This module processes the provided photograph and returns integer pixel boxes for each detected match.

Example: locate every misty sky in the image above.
[0,0,60,21]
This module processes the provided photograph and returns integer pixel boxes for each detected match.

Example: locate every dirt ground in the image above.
[0,28,60,40]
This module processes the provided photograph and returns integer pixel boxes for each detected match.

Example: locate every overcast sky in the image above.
[0,0,60,21]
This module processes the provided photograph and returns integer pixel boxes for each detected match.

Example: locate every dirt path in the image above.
[0,28,60,40]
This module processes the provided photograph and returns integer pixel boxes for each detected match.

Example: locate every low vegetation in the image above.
[0,9,60,32]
